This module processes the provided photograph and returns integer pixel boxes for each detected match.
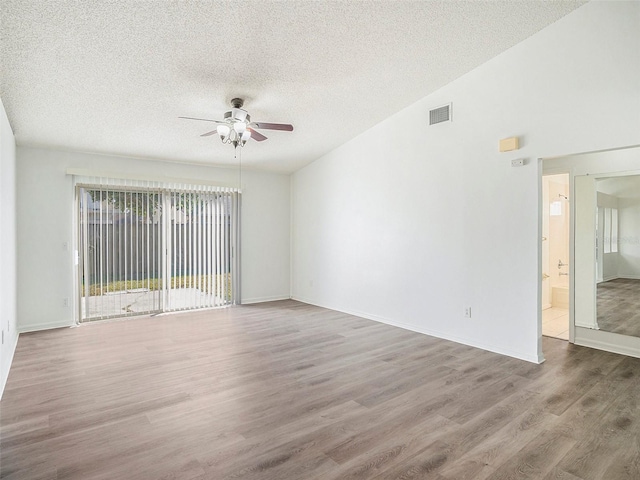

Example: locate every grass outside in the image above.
[83,274,232,297]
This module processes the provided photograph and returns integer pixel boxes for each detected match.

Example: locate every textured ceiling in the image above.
[1,0,586,173]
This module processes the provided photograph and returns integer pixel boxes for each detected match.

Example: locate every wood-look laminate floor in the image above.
[598,278,640,338]
[1,300,639,480]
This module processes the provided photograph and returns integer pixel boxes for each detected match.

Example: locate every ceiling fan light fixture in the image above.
[240,129,251,146]
[233,122,247,134]
[180,98,294,149]
[217,124,230,142]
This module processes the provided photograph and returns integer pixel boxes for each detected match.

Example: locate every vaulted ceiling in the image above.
[1,0,585,172]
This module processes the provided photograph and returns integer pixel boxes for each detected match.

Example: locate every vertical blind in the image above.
[76,177,240,322]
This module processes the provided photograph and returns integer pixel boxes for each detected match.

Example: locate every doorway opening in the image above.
[541,173,570,340]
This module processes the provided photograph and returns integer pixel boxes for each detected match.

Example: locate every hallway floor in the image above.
[543,307,569,340]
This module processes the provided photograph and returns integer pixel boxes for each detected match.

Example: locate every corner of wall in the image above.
[0,334,18,400]
[0,95,19,399]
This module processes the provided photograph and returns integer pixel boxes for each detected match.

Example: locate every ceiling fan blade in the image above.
[179,116,224,124]
[248,128,268,142]
[250,122,294,132]
[200,130,218,137]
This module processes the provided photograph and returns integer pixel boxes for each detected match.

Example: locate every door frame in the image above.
[540,164,575,345]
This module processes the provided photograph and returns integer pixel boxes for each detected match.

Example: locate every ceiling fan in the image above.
[180,98,294,148]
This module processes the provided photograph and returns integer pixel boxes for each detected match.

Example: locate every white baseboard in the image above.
[18,320,73,333]
[574,336,640,359]
[599,274,640,283]
[574,326,640,359]
[601,275,619,282]
[241,295,291,305]
[292,296,543,364]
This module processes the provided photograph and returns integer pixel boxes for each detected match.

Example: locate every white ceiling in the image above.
[1,0,586,173]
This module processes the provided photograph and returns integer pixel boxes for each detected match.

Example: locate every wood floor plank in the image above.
[319,415,457,480]
[597,278,640,337]
[1,300,637,479]
[365,385,545,479]
[438,406,558,480]
[484,430,576,480]
[541,467,585,480]
[555,361,640,480]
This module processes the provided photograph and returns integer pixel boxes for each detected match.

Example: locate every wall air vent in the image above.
[429,103,452,126]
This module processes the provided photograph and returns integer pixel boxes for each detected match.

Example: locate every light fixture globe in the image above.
[233,122,247,135]
[216,124,230,142]
[240,129,251,146]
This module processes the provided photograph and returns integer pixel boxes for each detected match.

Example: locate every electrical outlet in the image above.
[63,298,69,307]
[464,307,472,318]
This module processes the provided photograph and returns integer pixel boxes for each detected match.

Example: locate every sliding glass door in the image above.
[165,189,237,312]
[78,184,239,322]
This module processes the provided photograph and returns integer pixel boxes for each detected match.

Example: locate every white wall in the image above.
[17,146,290,332]
[0,97,18,398]
[291,1,640,363]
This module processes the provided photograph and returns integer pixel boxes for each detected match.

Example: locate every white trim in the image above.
[66,168,239,189]
[537,158,545,359]
[542,144,640,163]
[568,170,576,344]
[600,275,620,283]
[292,296,544,364]
[18,321,73,333]
[242,295,291,305]
[574,328,640,359]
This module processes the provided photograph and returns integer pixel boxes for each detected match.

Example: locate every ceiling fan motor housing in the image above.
[224,109,249,123]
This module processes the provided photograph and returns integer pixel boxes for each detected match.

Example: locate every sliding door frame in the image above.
[75,182,240,324]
